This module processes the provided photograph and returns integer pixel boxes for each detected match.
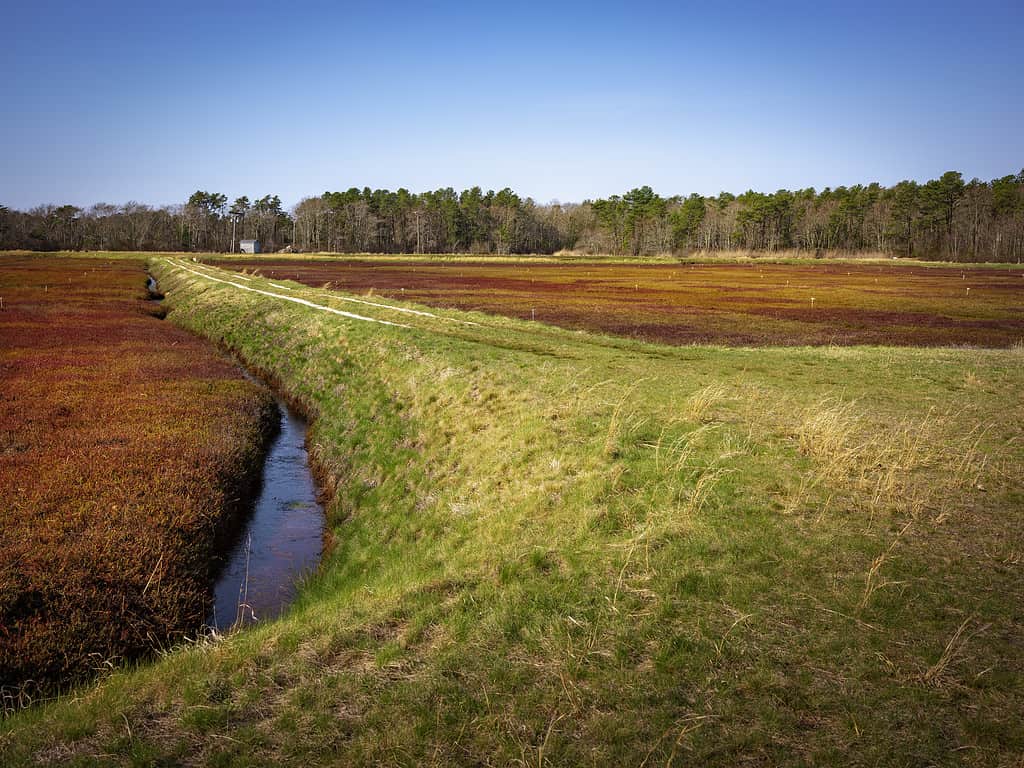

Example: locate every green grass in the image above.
[2,255,1022,766]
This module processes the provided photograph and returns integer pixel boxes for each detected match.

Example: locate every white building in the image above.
[240,239,260,254]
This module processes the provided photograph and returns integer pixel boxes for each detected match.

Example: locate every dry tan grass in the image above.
[962,370,984,389]
[795,398,863,471]
[680,467,727,520]
[790,399,990,522]
[858,520,912,611]
[920,616,987,688]
[787,398,1002,625]
[602,380,651,457]
[642,423,718,474]
[684,384,730,423]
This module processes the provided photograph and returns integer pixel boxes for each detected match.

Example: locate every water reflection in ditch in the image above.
[145,272,324,632]
[207,401,324,630]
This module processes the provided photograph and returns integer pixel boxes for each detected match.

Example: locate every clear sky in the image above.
[2,0,1021,210]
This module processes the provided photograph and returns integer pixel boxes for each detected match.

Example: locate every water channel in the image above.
[146,273,324,632]
[207,400,323,631]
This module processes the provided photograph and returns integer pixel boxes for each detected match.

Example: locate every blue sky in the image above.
[2,0,1021,210]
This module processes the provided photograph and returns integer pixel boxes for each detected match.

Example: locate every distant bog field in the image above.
[208,258,1024,347]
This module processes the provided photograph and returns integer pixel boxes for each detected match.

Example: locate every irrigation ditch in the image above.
[147,272,325,635]
[206,395,323,630]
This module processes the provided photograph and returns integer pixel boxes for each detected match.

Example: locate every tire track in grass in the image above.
[182,260,480,327]
[166,260,413,329]
[172,262,605,360]
[309,288,480,325]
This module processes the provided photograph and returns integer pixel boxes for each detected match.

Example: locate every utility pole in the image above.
[229,201,247,253]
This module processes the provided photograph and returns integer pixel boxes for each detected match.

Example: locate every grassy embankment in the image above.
[2,255,1022,766]
[0,255,276,701]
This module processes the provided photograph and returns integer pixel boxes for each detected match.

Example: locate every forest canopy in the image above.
[2,170,1023,262]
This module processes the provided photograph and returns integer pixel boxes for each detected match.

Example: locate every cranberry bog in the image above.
[3,255,1023,766]
[0,255,275,700]
[209,256,1024,348]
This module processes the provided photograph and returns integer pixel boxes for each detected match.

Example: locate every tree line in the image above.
[2,170,1022,262]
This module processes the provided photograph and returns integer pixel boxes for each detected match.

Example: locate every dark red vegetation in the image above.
[212,258,1024,347]
[0,256,275,697]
